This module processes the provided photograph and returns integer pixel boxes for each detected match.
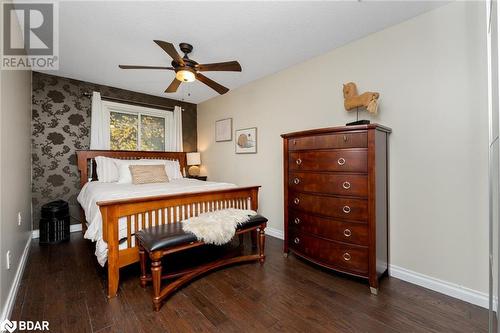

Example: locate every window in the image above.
[103,101,172,151]
[141,114,166,151]
[110,111,138,150]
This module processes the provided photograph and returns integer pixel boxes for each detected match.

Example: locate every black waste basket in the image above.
[39,200,70,244]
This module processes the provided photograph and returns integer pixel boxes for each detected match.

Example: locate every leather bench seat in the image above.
[136,214,268,252]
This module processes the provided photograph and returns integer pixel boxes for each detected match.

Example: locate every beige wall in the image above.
[0,11,33,318]
[198,2,488,294]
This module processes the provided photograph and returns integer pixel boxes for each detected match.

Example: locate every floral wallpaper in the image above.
[32,72,197,228]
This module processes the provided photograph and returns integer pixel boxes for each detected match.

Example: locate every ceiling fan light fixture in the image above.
[119,40,239,94]
[176,69,196,82]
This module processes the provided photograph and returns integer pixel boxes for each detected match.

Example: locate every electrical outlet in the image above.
[6,251,11,270]
[17,212,22,226]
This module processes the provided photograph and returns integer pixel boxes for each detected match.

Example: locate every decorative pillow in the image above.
[95,156,120,182]
[115,159,168,184]
[129,165,169,185]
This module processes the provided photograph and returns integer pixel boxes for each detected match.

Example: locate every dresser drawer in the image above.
[289,231,368,275]
[288,132,367,151]
[289,192,368,221]
[289,150,367,173]
[289,210,368,245]
[288,172,368,197]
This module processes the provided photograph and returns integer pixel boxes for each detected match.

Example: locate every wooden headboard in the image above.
[76,150,187,187]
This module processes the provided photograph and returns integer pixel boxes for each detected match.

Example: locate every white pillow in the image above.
[139,159,183,180]
[95,156,120,182]
[115,159,168,184]
[163,160,183,180]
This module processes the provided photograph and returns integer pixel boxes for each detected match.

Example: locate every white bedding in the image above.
[77,178,237,266]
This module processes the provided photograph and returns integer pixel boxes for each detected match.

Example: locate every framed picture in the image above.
[215,118,232,142]
[235,127,257,154]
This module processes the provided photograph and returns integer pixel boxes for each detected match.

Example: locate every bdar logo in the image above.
[1,319,17,333]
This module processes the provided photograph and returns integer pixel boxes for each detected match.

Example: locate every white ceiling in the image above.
[41,1,447,104]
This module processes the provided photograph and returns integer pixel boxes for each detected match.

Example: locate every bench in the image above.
[135,214,268,311]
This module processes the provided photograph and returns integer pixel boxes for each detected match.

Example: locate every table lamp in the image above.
[186,152,201,176]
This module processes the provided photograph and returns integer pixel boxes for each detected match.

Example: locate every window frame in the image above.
[102,100,172,151]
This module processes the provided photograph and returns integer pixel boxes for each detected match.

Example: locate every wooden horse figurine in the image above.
[343,82,379,114]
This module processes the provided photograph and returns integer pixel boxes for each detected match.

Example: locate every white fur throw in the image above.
[181,209,257,245]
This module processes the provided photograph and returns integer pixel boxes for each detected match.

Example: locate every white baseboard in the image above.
[389,264,493,309]
[32,224,82,239]
[265,227,284,240]
[0,236,31,322]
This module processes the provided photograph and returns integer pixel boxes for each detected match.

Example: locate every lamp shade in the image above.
[186,152,201,166]
[176,69,196,82]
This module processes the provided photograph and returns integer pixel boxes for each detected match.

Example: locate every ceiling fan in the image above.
[119,41,242,95]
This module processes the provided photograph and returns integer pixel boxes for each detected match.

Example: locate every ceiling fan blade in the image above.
[153,40,185,66]
[196,73,229,94]
[197,61,242,72]
[119,65,174,70]
[165,78,181,93]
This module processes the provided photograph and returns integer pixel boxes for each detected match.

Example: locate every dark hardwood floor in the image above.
[12,233,488,333]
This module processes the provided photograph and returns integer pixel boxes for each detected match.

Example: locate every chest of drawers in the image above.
[281,124,391,294]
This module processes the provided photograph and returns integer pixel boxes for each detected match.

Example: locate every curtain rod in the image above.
[81,92,178,112]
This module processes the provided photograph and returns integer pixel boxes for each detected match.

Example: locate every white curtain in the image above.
[89,92,110,149]
[169,106,183,152]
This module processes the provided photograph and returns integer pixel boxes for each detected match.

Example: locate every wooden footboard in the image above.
[97,186,260,298]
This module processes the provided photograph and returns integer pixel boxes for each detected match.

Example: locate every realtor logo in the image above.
[1,1,58,70]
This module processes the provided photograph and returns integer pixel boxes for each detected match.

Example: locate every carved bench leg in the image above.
[151,256,163,312]
[138,245,148,288]
[259,224,266,264]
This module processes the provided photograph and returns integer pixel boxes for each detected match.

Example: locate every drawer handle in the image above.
[293,140,297,145]
[337,158,346,166]
[342,181,351,190]
[343,229,352,237]
[296,158,302,165]
[294,217,301,225]
[343,205,351,214]
[343,252,351,261]
[293,177,300,185]
[294,198,300,205]
[294,237,300,244]
[343,135,348,142]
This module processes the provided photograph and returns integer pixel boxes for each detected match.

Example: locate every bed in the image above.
[76,150,260,298]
